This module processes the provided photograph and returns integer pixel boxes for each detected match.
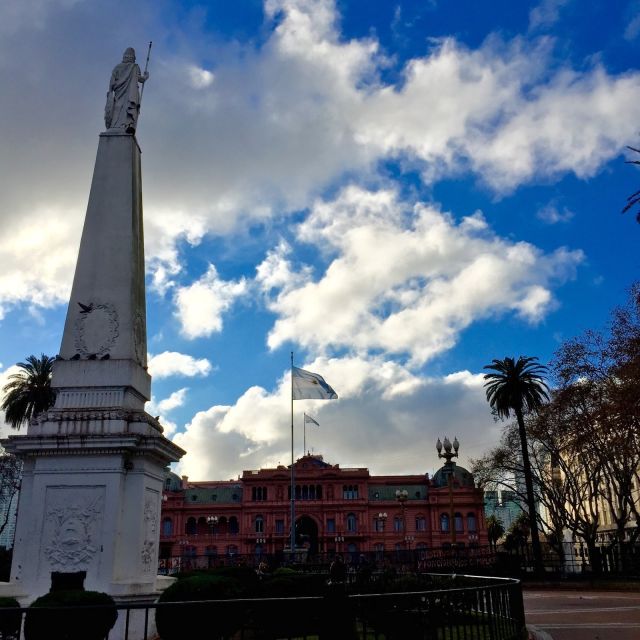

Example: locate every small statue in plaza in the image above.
[104,46,150,134]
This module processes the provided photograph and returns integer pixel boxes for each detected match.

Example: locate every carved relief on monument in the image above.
[141,490,159,572]
[42,486,105,570]
[74,302,119,358]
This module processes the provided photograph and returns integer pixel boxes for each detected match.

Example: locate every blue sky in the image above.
[0,0,638,480]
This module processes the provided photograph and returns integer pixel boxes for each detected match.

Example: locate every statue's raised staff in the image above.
[104,45,150,134]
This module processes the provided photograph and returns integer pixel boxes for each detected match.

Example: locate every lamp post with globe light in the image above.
[437,436,459,547]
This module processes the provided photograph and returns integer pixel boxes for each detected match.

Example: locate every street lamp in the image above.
[437,436,459,547]
[334,534,344,553]
[377,512,387,532]
[404,535,414,550]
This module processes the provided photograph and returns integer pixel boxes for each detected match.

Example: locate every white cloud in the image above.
[174,265,248,339]
[157,387,188,413]
[187,65,215,89]
[148,351,213,379]
[529,0,570,30]
[536,202,575,224]
[172,355,501,480]
[0,209,78,319]
[263,186,583,365]
[0,0,638,305]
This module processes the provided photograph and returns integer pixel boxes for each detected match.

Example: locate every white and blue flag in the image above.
[292,366,338,400]
[304,413,320,426]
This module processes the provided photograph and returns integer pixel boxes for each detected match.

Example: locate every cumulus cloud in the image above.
[263,186,583,365]
[174,265,247,339]
[172,355,501,480]
[0,0,637,308]
[0,210,78,319]
[148,351,213,379]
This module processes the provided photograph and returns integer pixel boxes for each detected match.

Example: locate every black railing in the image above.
[159,546,498,576]
[0,574,525,640]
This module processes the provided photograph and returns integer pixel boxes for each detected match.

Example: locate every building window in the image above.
[162,518,173,537]
[393,516,403,532]
[229,516,239,534]
[440,514,449,532]
[454,512,463,532]
[164,478,171,490]
[342,485,359,500]
[275,519,284,534]
[346,513,357,532]
[467,513,477,532]
[374,518,383,532]
[255,516,264,533]
[327,518,336,533]
[185,517,197,535]
[416,516,426,531]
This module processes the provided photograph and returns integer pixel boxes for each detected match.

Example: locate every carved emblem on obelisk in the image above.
[73,302,119,358]
[43,490,104,569]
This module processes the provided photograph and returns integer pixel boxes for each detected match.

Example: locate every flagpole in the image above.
[290,351,295,558]
[303,413,306,456]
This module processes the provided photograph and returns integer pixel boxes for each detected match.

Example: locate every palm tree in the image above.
[486,514,505,551]
[484,356,549,574]
[1,354,56,429]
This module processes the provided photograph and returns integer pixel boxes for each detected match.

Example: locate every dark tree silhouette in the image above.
[1,354,55,429]
[484,356,549,574]
[622,146,640,223]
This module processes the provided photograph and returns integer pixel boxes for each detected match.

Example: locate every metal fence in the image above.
[0,574,525,640]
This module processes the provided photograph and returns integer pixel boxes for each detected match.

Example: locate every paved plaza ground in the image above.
[525,588,640,640]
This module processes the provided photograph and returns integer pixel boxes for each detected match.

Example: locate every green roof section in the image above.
[184,485,243,504]
[368,485,428,500]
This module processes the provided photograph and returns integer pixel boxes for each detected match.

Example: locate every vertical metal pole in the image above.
[290,352,295,557]
[303,413,306,456]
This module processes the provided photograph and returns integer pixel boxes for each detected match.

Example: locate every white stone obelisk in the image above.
[2,48,184,605]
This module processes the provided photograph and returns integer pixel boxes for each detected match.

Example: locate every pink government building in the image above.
[159,441,487,563]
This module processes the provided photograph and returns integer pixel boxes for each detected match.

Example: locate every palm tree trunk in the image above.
[515,407,544,574]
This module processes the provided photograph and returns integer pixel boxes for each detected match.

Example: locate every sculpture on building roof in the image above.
[104,46,150,134]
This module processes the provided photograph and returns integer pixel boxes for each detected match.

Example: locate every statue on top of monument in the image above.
[104,47,149,134]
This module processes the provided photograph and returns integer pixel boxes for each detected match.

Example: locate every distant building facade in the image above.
[483,489,523,531]
[159,450,487,562]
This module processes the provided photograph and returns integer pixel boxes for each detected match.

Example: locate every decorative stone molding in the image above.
[74,303,119,357]
[43,486,104,570]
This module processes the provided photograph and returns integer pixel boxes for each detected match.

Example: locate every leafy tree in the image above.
[484,356,549,573]
[1,354,55,429]
[485,515,505,551]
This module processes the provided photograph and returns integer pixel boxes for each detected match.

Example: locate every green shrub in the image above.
[260,571,324,598]
[210,565,260,592]
[0,597,21,638]
[156,575,245,640]
[24,590,117,640]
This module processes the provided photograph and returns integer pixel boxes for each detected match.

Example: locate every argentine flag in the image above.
[292,366,338,400]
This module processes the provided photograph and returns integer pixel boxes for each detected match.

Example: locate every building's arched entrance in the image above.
[295,516,319,555]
